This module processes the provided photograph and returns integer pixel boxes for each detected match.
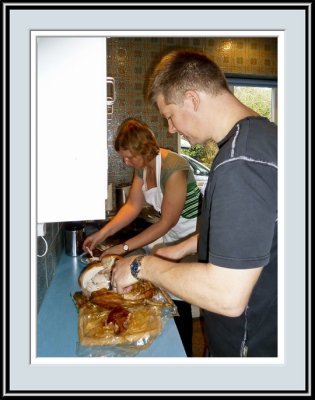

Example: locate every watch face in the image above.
[123,244,129,251]
[130,259,139,279]
[130,256,144,280]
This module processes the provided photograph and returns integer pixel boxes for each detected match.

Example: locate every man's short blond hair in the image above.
[147,49,230,105]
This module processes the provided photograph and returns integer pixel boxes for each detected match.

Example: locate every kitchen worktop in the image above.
[37,251,187,357]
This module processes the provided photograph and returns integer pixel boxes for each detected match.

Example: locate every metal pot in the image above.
[64,222,85,257]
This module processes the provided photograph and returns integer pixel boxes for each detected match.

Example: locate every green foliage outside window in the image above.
[234,86,272,120]
[181,141,218,169]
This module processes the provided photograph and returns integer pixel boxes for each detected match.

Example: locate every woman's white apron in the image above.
[142,153,197,245]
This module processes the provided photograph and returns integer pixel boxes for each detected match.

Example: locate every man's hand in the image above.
[111,256,139,293]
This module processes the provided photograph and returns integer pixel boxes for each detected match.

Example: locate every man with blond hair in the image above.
[112,50,278,357]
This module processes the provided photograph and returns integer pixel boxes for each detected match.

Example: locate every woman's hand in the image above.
[100,244,124,257]
[82,230,106,252]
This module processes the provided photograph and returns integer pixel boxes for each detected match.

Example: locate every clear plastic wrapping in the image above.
[72,283,178,357]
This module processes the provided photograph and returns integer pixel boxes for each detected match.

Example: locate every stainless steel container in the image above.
[65,222,85,257]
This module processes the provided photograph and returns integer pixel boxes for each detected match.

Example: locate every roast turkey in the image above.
[78,254,122,295]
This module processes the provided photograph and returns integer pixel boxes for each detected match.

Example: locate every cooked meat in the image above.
[78,255,122,294]
[122,280,156,301]
[90,288,124,308]
[106,306,131,334]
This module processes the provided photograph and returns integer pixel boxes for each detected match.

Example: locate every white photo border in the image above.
[30,29,284,368]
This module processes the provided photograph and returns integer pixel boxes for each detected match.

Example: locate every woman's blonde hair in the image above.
[114,118,160,162]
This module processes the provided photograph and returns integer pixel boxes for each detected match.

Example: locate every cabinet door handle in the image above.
[107,77,116,105]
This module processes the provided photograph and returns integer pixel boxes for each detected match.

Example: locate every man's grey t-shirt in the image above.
[199,117,278,357]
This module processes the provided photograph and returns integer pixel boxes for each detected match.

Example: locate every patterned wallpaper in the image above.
[106,36,277,195]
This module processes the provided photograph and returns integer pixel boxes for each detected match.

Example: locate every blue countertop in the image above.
[37,252,187,357]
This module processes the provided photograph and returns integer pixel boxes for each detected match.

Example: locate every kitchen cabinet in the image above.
[33,34,108,222]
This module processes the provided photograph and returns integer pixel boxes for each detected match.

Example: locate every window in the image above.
[227,75,278,124]
[183,155,210,176]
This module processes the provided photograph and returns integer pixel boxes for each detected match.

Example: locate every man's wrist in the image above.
[130,255,145,280]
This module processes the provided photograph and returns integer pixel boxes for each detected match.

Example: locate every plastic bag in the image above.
[72,284,178,357]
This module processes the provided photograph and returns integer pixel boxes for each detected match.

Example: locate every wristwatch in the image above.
[122,243,129,253]
[130,255,145,280]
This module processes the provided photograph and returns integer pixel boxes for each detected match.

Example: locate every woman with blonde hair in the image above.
[83,117,202,356]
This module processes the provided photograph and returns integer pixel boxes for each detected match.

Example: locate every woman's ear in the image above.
[185,90,200,111]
